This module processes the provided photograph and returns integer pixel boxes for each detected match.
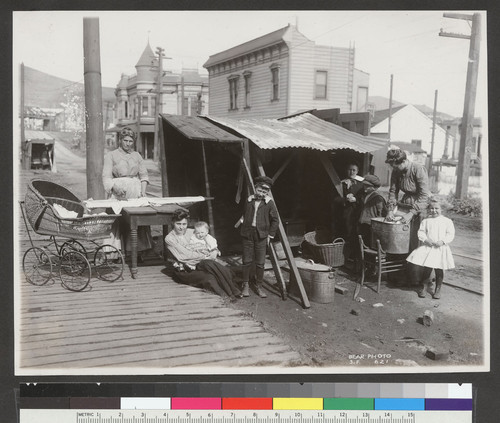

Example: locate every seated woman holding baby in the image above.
[164,209,243,301]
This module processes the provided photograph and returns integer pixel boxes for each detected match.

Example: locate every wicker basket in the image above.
[303,230,345,267]
[24,179,120,240]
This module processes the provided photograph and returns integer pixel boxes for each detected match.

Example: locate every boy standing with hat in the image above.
[235,175,279,298]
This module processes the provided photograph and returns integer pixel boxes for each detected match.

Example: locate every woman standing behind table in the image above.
[165,209,243,301]
[102,126,153,253]
[385,148,430,251]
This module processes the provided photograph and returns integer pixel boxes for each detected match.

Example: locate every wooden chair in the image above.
[354,234,406,299]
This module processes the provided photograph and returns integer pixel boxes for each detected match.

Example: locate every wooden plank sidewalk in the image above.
[17,262,302,372]
[16,173,302,372]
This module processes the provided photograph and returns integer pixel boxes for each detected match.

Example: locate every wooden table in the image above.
[120,204,183,278]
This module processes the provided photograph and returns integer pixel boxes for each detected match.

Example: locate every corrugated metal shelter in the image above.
[160,112,387,255]
[206,114,385,152]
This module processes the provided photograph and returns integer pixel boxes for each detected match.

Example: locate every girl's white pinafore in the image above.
[406,215,455,270]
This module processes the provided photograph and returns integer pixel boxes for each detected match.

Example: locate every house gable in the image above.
[371,104,449,160]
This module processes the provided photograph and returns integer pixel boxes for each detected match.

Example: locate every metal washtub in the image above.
[370,217,411,254]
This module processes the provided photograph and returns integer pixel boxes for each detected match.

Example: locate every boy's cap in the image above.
[362,174,381,187]
[254,175,273,189]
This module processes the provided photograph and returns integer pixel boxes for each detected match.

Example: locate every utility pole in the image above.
[429,89,438,173]
[83,17,105,199]
[153,46,165,163]
[388,74,393,142]
[440,12,481,199]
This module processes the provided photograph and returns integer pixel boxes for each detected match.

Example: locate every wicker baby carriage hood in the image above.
[24,179,119,240]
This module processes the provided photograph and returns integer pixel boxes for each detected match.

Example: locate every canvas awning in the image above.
[205,113,387,153]
[161,114,245,143]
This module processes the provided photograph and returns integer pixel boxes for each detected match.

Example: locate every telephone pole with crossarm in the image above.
[440,12,481,199]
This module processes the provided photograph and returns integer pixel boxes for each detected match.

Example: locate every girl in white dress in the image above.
[406,199,455,299]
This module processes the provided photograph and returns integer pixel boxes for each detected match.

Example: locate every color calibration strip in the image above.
[115,397,471,411]
[19,383,472,411]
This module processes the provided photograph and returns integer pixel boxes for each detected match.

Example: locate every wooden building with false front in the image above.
[203,24,370,120]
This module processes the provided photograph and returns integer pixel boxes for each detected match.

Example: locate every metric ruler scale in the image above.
[20,409,472,423]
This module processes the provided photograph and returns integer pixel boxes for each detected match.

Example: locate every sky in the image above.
[12,10,488,120]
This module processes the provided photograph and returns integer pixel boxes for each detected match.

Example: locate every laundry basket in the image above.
[303,230,345,267]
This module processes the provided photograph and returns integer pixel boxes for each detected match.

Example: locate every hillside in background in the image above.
[23,65,116,108]
[368,95,405,111]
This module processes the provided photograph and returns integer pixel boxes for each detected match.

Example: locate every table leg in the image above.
[130,226,138,278]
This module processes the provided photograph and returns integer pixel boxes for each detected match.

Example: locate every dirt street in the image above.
[17,141,486,369]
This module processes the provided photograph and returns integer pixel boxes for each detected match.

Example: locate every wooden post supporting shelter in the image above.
[83,17,105,200]
[240,157,290,304]
[158,115,170,256]
[253,155,310,308]
[159,116,169,197]
[317,152,343,197]
[201,141,216,235]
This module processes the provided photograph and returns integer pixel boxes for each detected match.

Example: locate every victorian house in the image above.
[114,42,209,159]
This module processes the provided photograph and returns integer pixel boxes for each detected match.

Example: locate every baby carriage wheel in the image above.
[93,244,124,282]
[59,250,91,292]
[23,247,53,286]
[60,239,87,257]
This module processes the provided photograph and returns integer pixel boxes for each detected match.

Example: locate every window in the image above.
[228,76,239,110]
[124,101,128,118]
[182,97,189,116]
[411,139,422,147]
[243,71,252,108]
[356,86,368,111]
[315,70,328,99]
[270,64,280,101]
[141,96,149,116]
[151,97,157,116]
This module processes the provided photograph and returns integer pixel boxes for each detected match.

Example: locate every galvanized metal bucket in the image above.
[285,258,336,304]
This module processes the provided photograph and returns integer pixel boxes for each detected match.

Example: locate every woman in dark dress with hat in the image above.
[385,148,430,250]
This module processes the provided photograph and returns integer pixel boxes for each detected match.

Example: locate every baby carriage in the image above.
[20,179,124,291]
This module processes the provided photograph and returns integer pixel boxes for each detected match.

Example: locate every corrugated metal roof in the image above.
[161,114,244,143]
[206,114,387,153]
[24,130,55,141]
[203,26,290,68]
